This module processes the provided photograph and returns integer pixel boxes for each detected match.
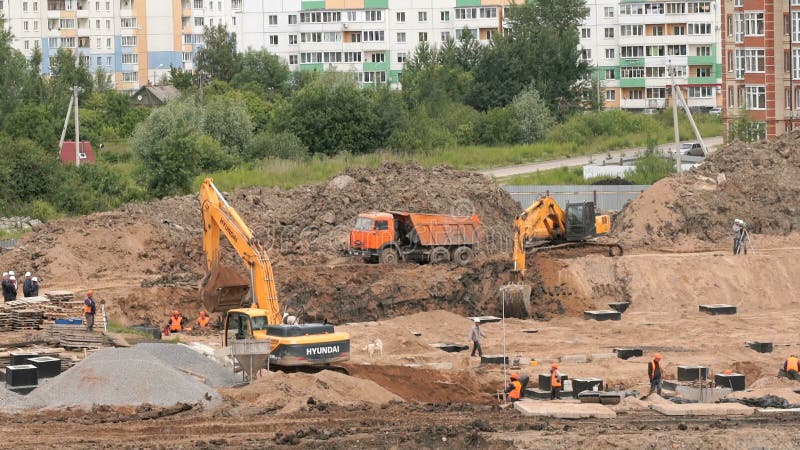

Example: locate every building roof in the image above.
[131,85,181,103]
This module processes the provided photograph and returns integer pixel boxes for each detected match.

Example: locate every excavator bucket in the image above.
[201,265,251,313]
[500,284,533,319]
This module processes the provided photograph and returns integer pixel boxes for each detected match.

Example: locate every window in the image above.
[606,90,616,101]
[300,32,341,43]
[440,31,451,41]
[95,19,100,29]
[479,7,496,18]
[735,49,745,79]
[23,1,27,12]
[96,56,102,66]
[61,37,75,48]
[620,4,643,15]
[620,25,643,36]
[793,49,800,79]
[695,66,710,77]
[283,14,295,24]
[300,52,343,63]
[371,53,384,63]
[734,0,742,6]
[647,46,665,57]
[666,2,686,14]
[288,34,297,45]
[350,32,361,43]
[121,53,138,64]
[605,68,616,79]
[628,89,644,100]
[346,11,357,21]
[650,26,663,36]
[288,55,298,65]
[193,0,202,7]
[121,17,137,28]
[673,65,688,77]
[344,52,361,62]
[455,8,476,19]
[604,27,614,38]
[33,21,37,30]
[735,13,744,43]
[646,88,666,99]
[728,87,735,107]
[48,37,59,48]
[621,67,644,78]
[269,35,278,45]
[687,23,711,35]
[60,19,75,29]
[105,1,110,11]
[644,3,663,14]
[440,11,449,21]
[397,52,406,63]
[605,48,615,59]
[687,2,711,13]
[793,12,800,42]
[744,49,764,73]
[688,87,713,98]
[268,15,277,25]
[673,25,685,35]
[122,72,138,83]
[182,52,192,62]
[194,17,204,26]
[604,7,614,18]
[396,12,405,22]
[24,21,28,31]
[645,66,666,77]
[695,46,711,56]
[121,36,137,46]
[33,1,38,11]
[366,10,382,22]
[397,32,406,43]
[24,40,29,49]
[418,32,427,42]
[744,12,764,36]
[106,56,112,65]
[418,11,427,21]
[667,45,686,56]
[581,49,591,61]
[581,28,591,38]
[362,30,384,42]
[95,37,100,48]
[300,11,341,23]
[363,71,386,83]
[746,86,766,110]
[106,19,110,29]
[621,46,644,58]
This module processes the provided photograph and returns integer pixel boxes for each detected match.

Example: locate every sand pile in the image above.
[23,347,223,409]
[614,132,800,249]
[222,369,401,414]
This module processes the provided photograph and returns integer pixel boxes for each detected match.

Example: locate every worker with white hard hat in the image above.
[22,272,33,298]
[7,276,17,299]
[732,218,744,255]
[29,277,40,297]
[469,318,486,357]
[1,272,12,302]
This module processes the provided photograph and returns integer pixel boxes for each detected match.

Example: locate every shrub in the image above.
[247,131,309,160]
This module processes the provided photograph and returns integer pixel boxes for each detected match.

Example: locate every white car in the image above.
[709,107,722,115]
[679,142,703,155]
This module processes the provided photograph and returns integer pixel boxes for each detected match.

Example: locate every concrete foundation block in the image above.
[699,304,737,315]
[480,354,508,365]
[584,310,621,321]
[614,348,643,360]
[746,341,773,353]
[514,400,616,419]
[677,365,709,381]
[714,373,746,391]
[590,353,617,361]
[650,402,754,416]
[560,354,588,364]
[608,302,630,313]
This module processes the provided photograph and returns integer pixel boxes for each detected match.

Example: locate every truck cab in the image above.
[349,212,396,262]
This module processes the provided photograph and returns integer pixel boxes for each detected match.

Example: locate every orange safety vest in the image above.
[83,304,92,313]
[197,315,210,328]
[787,357,800,372]
[509,380,522,400]
[550,370,561,388]
[169,316,183,332]
[649,360,662,380]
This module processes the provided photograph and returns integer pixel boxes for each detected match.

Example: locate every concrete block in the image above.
[560,354,588,364]
[608,302,630,313]
[756,408,800,414]
[480,354,508,365]
[9,352,39,365]
[514,400,616,419]
[671,385,731,403]
[650,402,754,417]
[524,388,551,400]
[678,365,709,381]
[27,356,61,378]
[469,316,502,324]
[6,364,38,387]
[746,341,773,353]
[571,378,603,397]
[578,391,601,403]
[599,392,622,405]
[539,373,568,391]
[584,310,621,321]
[591,353,616,361]
[430,343,469,353]
[715,373,745,391]
[699,304,737,315]
[614,348,643,360]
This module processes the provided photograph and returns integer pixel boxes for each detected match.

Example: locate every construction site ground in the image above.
[1,136,800,448]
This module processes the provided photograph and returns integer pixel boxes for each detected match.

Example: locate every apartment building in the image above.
[237,0,513,85]
[0,0,220,92]
[721,0,799,140]
[580,0,722,111]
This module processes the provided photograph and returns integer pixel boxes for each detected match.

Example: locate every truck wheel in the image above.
[379,248,399,264]
[452,247,474,266]
[430,247,450,264]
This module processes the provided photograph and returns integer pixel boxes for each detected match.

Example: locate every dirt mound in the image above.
[614,132,800,249]
[221,369,402,414]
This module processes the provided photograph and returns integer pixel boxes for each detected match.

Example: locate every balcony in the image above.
[687,55,715,65]
[688,76,718,85]
[620,58,645,67]
[619,78,646,88]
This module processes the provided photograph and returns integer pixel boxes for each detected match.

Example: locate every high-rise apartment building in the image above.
[721,0,799,140]
[580,0,722,112]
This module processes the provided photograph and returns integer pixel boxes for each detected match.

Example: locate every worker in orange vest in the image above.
[648,353,663,396]
[83,290,97,332]
[784,355,800,380]
[166,310,187,333]
[550,363,562,400]
[505,373,523,402]
[197,311,211,328]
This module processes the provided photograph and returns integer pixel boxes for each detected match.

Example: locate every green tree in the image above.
[203,95,253,156]
[231,48,290,96]
[0,135,61,206]
[169,65,196,92]
[195,25,240,82]
[0,16,28,127]
[512,87,555,143]
[48,48,94,101]
[247,131,309,160]
[3,105,59,149]
[94,67,113,92]
[402,43,474,109]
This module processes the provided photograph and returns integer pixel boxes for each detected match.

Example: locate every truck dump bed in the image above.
[394,212,484,247]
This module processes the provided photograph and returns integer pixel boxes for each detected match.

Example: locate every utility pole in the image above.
[670,63,681,172]
[74,85,81,167]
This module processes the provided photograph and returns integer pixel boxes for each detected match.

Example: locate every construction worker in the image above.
[469,319,486,357]
[1,272,14,302]
[22,272,32,297]
[784,355,800,380]
[505,373,523,402]
[29,277,39,297]
[197,310,211,328]
[648,353,663,396]
[550,363,562,400]
[84,290,97,332]
[167,310,187,333]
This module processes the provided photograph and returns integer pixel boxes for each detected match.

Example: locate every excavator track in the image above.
[527,241,624,258]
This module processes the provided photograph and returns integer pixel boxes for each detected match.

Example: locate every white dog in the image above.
[363,338,383,360]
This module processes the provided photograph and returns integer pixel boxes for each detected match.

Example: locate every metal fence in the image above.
[502,185,650,212]
[0,238,19,251]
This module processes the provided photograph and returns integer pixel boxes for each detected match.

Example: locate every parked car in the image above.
[709,106,722,115]
[679,142,703,155]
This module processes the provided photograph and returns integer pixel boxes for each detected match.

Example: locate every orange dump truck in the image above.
[349,211,485,265]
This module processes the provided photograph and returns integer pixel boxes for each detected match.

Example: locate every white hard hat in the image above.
[9,271,14,276]
[24,272,31,277]
[9,276,15,280]
[473,318,480,323]
[32,277,38,282]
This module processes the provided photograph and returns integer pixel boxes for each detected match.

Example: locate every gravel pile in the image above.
[134,343,237,388]
[0,386,23,409]
[23,347,221,409]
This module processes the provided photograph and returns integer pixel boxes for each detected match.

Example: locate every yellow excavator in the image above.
[511,196,623,281]
[200,178,350,367]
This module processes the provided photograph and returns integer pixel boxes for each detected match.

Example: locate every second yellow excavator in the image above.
[200,178,350,367]
[511,196,622,281]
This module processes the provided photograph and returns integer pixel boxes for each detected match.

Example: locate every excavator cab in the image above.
[565,202,598,242]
